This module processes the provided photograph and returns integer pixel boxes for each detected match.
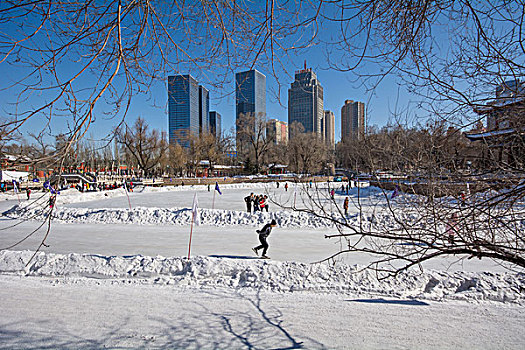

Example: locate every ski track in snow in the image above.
[1,250,523,304]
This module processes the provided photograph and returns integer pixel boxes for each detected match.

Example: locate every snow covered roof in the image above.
[464,128,522,140]
[1,154,32,163]
[473,95,525,114]
[268,163,288,169]
[212,165,242,169]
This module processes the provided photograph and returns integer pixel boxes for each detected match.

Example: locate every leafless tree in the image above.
[236,112,272,174]
[116,117,168,175]
[168,143,187,177]
[287,122,329,174]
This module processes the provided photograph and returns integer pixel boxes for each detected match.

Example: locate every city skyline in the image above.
[1,1,497,148]
[168,68,367,146]
[0,57,397,146]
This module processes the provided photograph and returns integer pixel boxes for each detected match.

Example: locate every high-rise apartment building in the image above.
[167,75,200,147]
[323,110,335,149]
[288,66,324,139]
[267,119,288,145]
[341,100,365,141]
[235,69,266,153]
[280,121,289,145]
[209,111,222,138]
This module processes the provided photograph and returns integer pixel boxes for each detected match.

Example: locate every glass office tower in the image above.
[235,69,266,153]
[168,75,210,147]
[288,67,324,139]
[209,111,222,138]
[199,86,210,134]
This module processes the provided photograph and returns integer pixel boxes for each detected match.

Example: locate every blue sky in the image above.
[1,53,405,145]
[0,1,418,145]
[95,55,408,143]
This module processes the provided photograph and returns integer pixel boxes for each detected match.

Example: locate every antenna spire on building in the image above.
[304,60,307,70]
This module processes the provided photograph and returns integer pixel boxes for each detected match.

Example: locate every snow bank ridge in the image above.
[1,250,523,304]
[3,204,340,228]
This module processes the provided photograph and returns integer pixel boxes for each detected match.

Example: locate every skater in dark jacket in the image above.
[244,193,254,213]
[252,219,277,258]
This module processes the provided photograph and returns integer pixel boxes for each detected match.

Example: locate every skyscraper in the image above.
[341,100,365,141]
[288,66,324,139]
[323,110,335,149]
[209,111,222,138]
[235,69,266,152]
[167,75,210,147]
[199,86,210,134]
[167,75,199,147]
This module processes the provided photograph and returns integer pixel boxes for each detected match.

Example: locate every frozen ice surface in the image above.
[1,183,524,349]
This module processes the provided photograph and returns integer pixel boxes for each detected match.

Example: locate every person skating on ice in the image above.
[253,194,261,212]
[252,219,277,259]
[261,195,270,212]
[259,194,266,212]
[244,193,254,213]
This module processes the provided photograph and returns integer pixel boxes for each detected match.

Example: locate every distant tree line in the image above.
[1,113,502,178]
[336,120,491,175]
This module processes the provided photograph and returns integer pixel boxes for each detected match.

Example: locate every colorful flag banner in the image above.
[215,182,222,195]
[391,185,400,199]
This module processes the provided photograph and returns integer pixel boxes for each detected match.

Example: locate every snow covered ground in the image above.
[1,183,524,349]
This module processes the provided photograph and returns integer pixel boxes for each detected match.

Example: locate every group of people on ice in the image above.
[244,193,270,213]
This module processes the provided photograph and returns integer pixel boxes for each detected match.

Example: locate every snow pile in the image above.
[3,204,343,228]
[54,188,129,204]
[55,182,274,204]
[1,250,523,303]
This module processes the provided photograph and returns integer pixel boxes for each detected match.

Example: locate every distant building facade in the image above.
[267,119,288,145]
[341,100,365,141]
[209,111,222,138]
[467,79,525,167]
[486,80,525,130]
[288,67,324,139]
[235,69,266,153]
[323,110,335,149]
[167,75,200,147]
